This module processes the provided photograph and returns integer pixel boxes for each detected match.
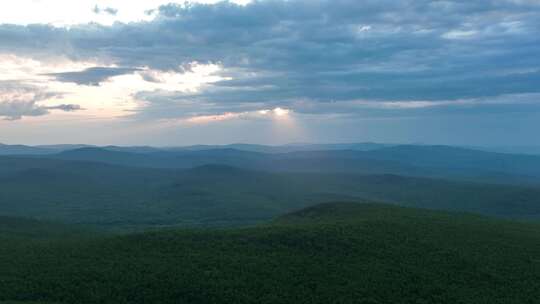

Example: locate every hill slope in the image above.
[2,159,540,228]
[1,203,540,303]
[364,145,540,178]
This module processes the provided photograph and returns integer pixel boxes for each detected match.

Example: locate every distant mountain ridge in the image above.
[0,142,392,155]
[4,142,540,185]
[40,144,540,185]
[0,143,54,155]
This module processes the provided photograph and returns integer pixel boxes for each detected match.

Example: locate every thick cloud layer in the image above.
[0,0,538,144]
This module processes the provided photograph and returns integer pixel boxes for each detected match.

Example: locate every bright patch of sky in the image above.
[0,0,251,26]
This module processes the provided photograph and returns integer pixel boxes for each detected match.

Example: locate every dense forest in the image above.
[2,203,540,303]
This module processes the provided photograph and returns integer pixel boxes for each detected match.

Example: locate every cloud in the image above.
[287,93,540,116]
[93,5,118,16]
[0,81,82,120]
[0,0,538,121]
[47,67,140,86]
[46,104,83,112]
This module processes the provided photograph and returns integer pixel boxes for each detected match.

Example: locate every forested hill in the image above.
[1,202,540,303]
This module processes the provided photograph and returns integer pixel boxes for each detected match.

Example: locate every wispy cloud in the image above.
[0,81,82,120]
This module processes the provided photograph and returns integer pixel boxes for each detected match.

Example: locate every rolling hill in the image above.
[1,158,540,229]
[362,145,540,178]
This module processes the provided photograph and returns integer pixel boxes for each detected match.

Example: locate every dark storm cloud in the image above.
[0,0,539,119]
[47,67,140,86]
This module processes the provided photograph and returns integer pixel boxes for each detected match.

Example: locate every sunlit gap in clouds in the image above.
[174,106,304,143]
[185,107,293,124]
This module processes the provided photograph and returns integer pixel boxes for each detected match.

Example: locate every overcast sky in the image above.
[0,0,539,146]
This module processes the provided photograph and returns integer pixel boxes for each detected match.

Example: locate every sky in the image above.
[0,0,539,146]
